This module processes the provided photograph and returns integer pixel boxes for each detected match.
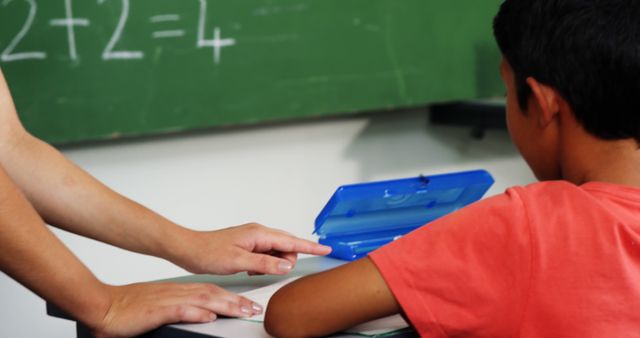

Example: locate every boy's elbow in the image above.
[264,286,318,338]
[263,308,293,338]
[263,303,287,338]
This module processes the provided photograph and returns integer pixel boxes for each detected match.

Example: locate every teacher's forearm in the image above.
[0,164,110,328]
[0,131,192,261]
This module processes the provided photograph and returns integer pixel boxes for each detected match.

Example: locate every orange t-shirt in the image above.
[369,181,640,338]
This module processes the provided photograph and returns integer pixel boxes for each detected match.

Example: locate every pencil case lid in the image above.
[314,169,495,260]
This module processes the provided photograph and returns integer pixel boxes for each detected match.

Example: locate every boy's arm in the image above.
[0,69,329,276]
[264,257,402,338]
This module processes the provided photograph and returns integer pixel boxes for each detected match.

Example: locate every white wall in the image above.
[0,109,535,338]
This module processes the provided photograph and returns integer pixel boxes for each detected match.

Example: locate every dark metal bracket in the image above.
[429,101,507,139]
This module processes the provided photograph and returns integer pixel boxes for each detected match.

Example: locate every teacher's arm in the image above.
[0,156,261,337]
[0,69,330,276]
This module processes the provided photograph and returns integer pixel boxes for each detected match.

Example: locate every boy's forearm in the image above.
[264,257,401,338]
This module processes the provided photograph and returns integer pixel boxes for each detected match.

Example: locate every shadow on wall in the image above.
[343,108,520,181]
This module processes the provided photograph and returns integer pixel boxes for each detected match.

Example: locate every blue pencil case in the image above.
[314,169,495,261]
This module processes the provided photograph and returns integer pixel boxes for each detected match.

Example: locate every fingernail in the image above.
[252,303,264,314]
[278,262,293,272]
[240,306,252,316]
[209,313,216,321]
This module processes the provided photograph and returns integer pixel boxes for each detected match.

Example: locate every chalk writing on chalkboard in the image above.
[0,0,236,64]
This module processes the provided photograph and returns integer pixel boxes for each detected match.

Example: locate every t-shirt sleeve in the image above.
[369,187,532,337]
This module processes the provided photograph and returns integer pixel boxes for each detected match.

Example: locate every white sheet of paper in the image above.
[172,277,409,337]
[238,277,301,322]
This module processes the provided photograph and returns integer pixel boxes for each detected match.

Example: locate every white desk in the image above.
[47,257,417,338]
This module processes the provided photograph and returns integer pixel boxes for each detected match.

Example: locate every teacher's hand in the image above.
[173,223,332,276]
[91,281,262,338]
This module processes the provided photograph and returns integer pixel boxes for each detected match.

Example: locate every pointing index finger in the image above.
[270,235,332,256]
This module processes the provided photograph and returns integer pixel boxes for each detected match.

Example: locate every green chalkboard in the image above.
[0,0,504,144]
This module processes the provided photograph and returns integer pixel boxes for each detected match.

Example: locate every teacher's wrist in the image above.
[61,278,113,335]
[156,225,202,272]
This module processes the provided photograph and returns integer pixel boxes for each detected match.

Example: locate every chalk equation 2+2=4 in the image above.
[0,0,236,64]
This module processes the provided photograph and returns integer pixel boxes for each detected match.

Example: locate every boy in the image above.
[264,1,640,337]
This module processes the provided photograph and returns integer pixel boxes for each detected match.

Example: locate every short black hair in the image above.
[493,0,640,142]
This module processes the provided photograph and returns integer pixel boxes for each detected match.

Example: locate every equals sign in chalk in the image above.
[149,14,185,39]
[152,30,185,39]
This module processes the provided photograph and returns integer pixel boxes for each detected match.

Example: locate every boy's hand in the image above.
[172,223,332,276]
[91,282,262,338]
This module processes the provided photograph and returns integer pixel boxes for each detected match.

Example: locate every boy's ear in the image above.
[526,77,560,127]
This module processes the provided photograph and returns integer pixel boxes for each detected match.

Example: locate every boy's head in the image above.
[493,0,640,180]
